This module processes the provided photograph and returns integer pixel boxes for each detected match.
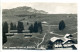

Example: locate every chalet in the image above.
[48,35,74,49]
[41,21,47,24]
[62,38,74,47]
[50,37,64,48]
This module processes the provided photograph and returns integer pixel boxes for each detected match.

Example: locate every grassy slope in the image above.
[3,14,77,49]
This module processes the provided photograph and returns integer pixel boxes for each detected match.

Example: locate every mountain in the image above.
[2,6,48,16]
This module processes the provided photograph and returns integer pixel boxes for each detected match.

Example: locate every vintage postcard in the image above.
[1,2,77,50]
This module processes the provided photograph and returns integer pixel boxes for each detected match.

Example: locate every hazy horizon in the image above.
[2,2,77,14]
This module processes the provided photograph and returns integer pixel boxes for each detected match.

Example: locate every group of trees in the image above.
[2,21,24,44]
[28,21,43,33]
[10,21,43,33]
[10,21,24,33]
[2,20,65,44]
[28,20,65,33]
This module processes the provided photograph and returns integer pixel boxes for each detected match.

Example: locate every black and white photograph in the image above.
[2,2,77,50]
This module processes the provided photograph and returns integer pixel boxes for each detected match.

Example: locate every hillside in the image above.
[2,6,48,18]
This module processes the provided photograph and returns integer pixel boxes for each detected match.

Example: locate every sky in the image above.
[2,2,77,14]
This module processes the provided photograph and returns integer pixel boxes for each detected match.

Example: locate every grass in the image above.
[2,14,77,49]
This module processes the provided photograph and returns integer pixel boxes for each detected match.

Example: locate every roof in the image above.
[62,38,72,44]
[73,44,77,48]
[42,21,47,24]
[50,37,62,42]
[50,32,54,34]
[64,33,72,38]
[50,36,73,44]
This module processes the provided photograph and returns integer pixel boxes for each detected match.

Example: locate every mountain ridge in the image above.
[2,6,48,15]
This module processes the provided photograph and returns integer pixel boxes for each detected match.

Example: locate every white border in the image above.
[0,0,78,2]
[0,0,80,52]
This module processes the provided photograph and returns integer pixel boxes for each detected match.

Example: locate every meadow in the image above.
[2,14,77,49]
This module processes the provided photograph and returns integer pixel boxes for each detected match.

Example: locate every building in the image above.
[47,35,75,49]
[41,21,47,24]
[50,37,64,48]
[62,38,74,47]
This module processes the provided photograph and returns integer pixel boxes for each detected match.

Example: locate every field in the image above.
[2,14,77,49]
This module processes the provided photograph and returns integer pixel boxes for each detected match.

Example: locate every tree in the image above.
[28,24,34,33]
[10,22,17,30]
[29,21,43,33]
[13,24,17,30]
[33,21,38,32]
[10,22,14,30]
[38,22,43,33]
[27,22,29,25]
[3,22,8,33]
[2,21,8,44]
[59,20,65,30]
[17,21,24,33]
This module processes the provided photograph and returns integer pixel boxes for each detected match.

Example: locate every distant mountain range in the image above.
[2,6,48,16]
